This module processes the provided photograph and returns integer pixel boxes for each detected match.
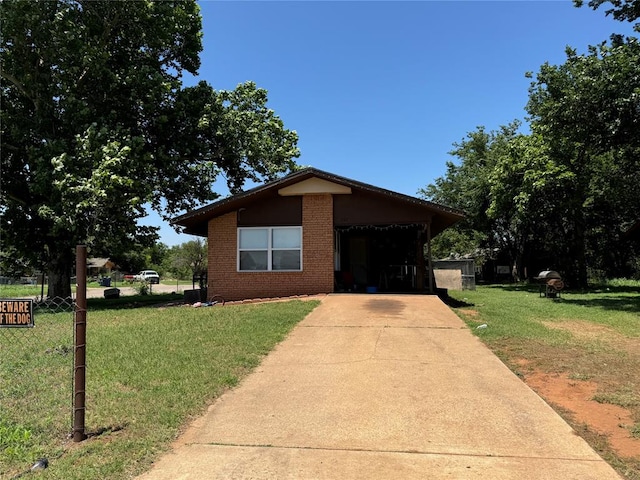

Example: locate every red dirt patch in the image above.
[525,370,640,459]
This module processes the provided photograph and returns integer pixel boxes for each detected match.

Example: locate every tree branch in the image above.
[0,142,21,152]
[0,68,35,106]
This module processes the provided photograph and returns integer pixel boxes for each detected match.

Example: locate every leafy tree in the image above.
[526,36,640,286]
[105,241,169,278]
[0,244,35,278]
[166,239,207,281]
[422,124,640,284]
[145,242,170,276]
[419,123,521,265]
[486,133,588,280]
[424,228,486,262]
[423,9,640,285]
[575,0,640,30]
[583,150,640,278]
[0,1,299,297]
[110,248,148,278]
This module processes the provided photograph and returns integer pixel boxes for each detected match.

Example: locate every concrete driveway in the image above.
[137,294,621,479]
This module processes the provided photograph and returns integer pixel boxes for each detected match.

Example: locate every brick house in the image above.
[172,168,463,301]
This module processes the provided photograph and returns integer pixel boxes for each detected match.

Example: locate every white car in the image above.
[135,270,160,284]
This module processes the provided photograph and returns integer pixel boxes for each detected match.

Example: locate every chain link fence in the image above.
[0,296,76,474]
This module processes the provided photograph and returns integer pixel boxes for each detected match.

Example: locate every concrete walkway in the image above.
[137,294,621,479]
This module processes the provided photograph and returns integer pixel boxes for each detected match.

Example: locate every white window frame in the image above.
[237,226,303,272]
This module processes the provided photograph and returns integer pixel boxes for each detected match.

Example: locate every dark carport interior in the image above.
[334,224,427,293]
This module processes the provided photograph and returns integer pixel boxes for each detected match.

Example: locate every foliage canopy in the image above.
[422,32,640,286]
[0,1,299,296]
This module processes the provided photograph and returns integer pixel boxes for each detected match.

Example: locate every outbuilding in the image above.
[172,168,463,301]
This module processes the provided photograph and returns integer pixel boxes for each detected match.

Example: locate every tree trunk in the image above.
[46,247,74,298]
[513,252,524,283]
[563,202,589,289]
[562,162,590,289]
[574,217,589,289]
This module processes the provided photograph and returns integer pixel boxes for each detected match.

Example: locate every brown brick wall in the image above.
[301,194,335,294]
[207,194,334,301]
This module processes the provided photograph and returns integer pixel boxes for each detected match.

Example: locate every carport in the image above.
[332,183,462,294]
[334,224,426,293]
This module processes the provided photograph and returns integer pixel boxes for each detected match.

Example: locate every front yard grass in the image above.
[0,283,113,298]
[448,283,640,479]
[0,284,46,298]
[0,299,318,479]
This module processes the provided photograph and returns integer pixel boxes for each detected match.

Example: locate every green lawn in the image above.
[0,283,104,298]
[4,283,639,478]
[447,282,640,479]
[448,282,640,345]
[0,299,318,479]
[160,278,193,286]
[0,280,193,299]
[0,284,46,298]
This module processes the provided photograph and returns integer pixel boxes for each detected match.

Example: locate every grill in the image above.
[534,270,564,298]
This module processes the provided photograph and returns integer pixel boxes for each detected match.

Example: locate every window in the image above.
[238,227,302,271]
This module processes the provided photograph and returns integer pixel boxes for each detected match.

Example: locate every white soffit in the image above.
[278,177,352,196]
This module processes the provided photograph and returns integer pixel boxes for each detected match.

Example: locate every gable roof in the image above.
[172,167,464,236]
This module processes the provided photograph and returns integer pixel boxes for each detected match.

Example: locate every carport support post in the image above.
[426,222,434,294]
[73,245,88,442]
[416,231,425,292]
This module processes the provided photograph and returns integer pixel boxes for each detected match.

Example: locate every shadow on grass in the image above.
[86,293,184,311]
[481,282,640,313]
[438,292,475,308]
[560,296,640,313]
[587,284,640,295]
[484,282,640,294]
[482,283,541,294]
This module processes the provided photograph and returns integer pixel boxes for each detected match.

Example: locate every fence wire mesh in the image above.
[0,296,75,475]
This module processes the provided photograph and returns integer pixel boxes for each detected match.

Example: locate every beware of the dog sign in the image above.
[0,299,34,328]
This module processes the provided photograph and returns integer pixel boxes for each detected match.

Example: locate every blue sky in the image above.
[144,0,637,246]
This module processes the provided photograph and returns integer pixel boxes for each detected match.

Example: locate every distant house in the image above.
[86,258,116,277]
[172,168,464,301]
